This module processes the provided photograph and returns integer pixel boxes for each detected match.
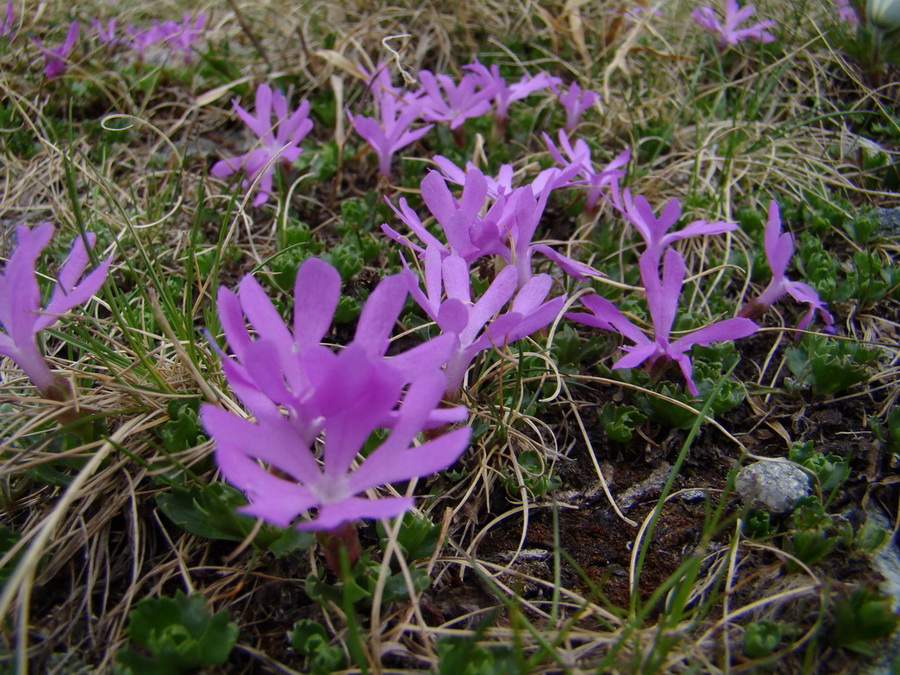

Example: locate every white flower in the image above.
[868,0,900,30]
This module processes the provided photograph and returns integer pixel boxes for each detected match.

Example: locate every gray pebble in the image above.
[735,461,810,513]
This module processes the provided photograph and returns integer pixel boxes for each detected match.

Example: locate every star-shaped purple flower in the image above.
[404,246,567,392]
[211,84,313,206]
[558,82,600,133]
[37,21,79,79]
[615,189,736,273]
[415,69,496,130]
[567,248,757,395]
[738,201,835,331]
[693,0,776,49]
[202,257,471,531]
[464,60,560,122]
[0,223,111,398]
[543,130,630,211]
[348,73,432,177]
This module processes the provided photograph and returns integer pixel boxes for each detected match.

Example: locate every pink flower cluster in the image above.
[25,10,206,80]
[127,13,206,60]
[202,258,471,532]
[345,60,601,178]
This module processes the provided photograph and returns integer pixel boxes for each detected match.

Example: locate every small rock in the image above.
[735,461,810,513]
[617,462,672,510]
[874,207,900,237]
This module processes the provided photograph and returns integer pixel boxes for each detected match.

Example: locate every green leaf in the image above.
[854,519,888,553]
[118,591,237,673]
[267,527,315,558]
[289,619,328,655]
[744,620,783,658]
[158,399,207,454]
[788,441,815,464]
[887,407,900,453]
[743,509,776,540]
[789,528,836,566]
[599,402,647,443]
[377,512,442,560]
[831,586,900,655]
[0,526,23,589]
[156,482,255,542]
[375,568,431,605]
[786,335,880,396]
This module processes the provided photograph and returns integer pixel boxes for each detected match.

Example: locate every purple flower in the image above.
[202,257,470,531]
[0,223,111,398]
[404,246,567,392]
[432,155,516,199]
[348,85,432,177]
[204,355,470,531]
[128,20,168,54]
[37,21,79,79]
[129,13,205,59]
[211,258,466,441]
[384,162,596,286]
[835,0,860,23]
[567,249,758,395]
[543,131,630,211]
[383,167,512,262]
[692,0,776,49]
[415,70,496,130]
[1,2,16,39]
[558,83,600,133]
[211,84,313,206]
[506,164,603,285]
[738,201,835,331]
[166,13,205,58]
[90,18,117,45]
[616,189,736,273]
[464,61,561,121]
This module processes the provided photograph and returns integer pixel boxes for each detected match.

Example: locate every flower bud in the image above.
[868,0,900,30]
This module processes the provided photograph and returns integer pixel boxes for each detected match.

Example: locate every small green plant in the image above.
[599,402,647,443]
[796,234,841,302]
[435,612,518,675]
[843,213,881,245]
[788,441,850,493]
[744,620,783,659]
[871,406,900,454]
[786,335,880,396]
[334,294,362,323]
[158,399,207,454]
[830,585,900,655]
[116,592,238,674]
[835,251,899,307]
[853,518,889,553]
[297,139,340,181]
[376,511,442,560]
[786,497,847,567]
[305,549,430,609]
[743,509,777,539]
[502,448,561,498]
[321,244,364,280]
[289,620,347,674]
[156,482,313,556]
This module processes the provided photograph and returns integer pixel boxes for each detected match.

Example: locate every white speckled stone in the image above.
[736,461,810,513]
